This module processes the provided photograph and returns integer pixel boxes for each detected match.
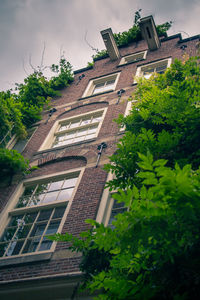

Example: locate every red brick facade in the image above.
[0,31,199,299]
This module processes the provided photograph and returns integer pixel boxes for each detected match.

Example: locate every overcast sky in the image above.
[0,0,199,91]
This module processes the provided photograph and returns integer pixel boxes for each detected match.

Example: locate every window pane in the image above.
[48,180,64,192]
[0,227,16,242]
[22,237,40,253]
[69,120,81,128]
[0,243,8,257]
[30,223,47,237]
[57,188,74,201]
[86,133,96,140]
[45,221,60,235]
[11,240,24,256]
[8,215,24,227]
[43,191,59,203]
[16,225,32,239]
[81,117,91,126]
[38,240,52,251]
[24,212,37,224]
[59,124,69,132]
[62,177,77,189]
[88,126,97,134]
[106,79,115,86]
[52,206,66,219]
[74,136,85,143]
[38,209,52,221]
[29,193,44,206]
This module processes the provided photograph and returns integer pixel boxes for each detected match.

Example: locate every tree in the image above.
[51,56,200,299]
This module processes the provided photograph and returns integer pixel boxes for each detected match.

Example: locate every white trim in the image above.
[134,57,172,83]
[0,167,85,261]
[82,72,120,98]
[119,50,147,66]
[39,108,107,151]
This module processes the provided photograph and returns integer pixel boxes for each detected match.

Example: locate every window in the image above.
[105,196,126,228]
[40,108,107,150]
[119,50,147,66]
[96,174,127,228]
[1,126,37,153]
[82,73,120,98]
[134,58,172,82]
[0,170,81,258]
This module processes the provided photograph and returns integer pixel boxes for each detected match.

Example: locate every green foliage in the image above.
[106,57,200,190]
[0,57,73,178]
[92,50,108,62]
[0,148,29,182]
[51,156,200,299]
[50,56,200,298]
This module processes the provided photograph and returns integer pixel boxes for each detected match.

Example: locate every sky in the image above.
[0,0,199,91]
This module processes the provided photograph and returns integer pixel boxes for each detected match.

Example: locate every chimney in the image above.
[139,16,161,50]
[101,28,120,61]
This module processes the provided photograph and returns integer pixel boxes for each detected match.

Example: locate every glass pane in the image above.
[156,64,167,73]
[6,241,17,256]
[57,188,74,201]
[0,243,8,257]
[88,126,97,134]
[112,201,125,209]
[36,183,49,194]
[24,212,37,224]
[86,133,96,140]
[91,116,102,123]
[17,195,31,208]
[30,223,47,237]
[81,117,91,126]
[43,191,59,203]
[61,138,74,146]
[62,177,77,189]
[0,227,16,242]
[106,79,115,86]
[48,180,64,192]
[45,221,60,235]
[38,240,52,251]
[8,215,24,227]
[38,209,53,221]
[52,206,66,219]
[24,186,35,196]
[22,237,40,253]
[29,193,44,206]
[74,136,85,143]
[95,82,104,88]
[59,124,69,132]
[16,225,32,239]
[11,240,24,256]
[76,128,88,137]
[69,120,81,129]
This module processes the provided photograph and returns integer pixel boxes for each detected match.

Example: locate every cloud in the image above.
[0,0,199,91]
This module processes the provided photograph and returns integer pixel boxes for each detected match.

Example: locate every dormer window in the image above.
[82,73,120,98]
[134,58,172,82]
[119,50,147,66]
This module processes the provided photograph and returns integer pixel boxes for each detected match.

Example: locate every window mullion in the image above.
[35,208,55,252]
[19,211,40,255]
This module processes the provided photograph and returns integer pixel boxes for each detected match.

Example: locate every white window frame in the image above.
[82,73,120,98]
[39,108,107,151]
[0,167,84,263]
[119,50,147,66]
[134,58,172,83]
[96,174,127,228]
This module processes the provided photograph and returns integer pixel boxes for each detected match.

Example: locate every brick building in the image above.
[0,16,199,299]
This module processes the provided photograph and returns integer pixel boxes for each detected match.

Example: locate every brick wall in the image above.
[0,34,199,283]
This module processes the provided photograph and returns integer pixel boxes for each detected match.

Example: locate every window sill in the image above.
[36,138,96,156]
[0,251,53,267]
[117,58,145,67]
[79,89,114,101]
